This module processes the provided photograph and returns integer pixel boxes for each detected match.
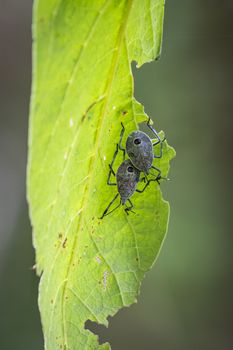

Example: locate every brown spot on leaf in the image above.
[62,238,67,248]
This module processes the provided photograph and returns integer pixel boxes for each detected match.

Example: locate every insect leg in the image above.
[150,166,169,183]
[136,178,157,193]
[118,122,126,160]
[147,117,161,140]
[153,135,166,146]
[150,165,162,181]
[146,117,164,158]
[139,176,147,183]
[100,194,120,219]
[107,144,119,185]
[153,136,166,159]
[125,199,135,215]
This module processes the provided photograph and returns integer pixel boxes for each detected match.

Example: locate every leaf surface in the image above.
[27,0,175,349]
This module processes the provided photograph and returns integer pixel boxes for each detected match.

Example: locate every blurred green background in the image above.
[0,1,233,349]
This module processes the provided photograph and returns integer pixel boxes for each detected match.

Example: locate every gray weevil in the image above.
[100,117,164,219]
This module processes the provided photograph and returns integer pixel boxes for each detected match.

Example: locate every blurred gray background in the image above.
[0,1,233,349]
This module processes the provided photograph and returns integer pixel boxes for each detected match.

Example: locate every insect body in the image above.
[100,117,164,219]
[116,159,140,205]
[126,130,153,174]
[120,117,164,178]
[100,145,140,219]
[100,153,156,219]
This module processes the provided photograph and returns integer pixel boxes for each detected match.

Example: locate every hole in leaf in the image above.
[85,320,109,345]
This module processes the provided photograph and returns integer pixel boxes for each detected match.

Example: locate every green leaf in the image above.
[27,1,175,349]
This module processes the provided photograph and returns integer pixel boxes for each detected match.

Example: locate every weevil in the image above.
[100,154,138,219]
[100,145,157,219]
[100,117,164,219]
[118,116,164,178]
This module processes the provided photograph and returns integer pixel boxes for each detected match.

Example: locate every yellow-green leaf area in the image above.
[27,1,174,349]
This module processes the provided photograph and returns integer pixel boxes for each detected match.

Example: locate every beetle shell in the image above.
[126,130,153,174]
[116,159,140,204]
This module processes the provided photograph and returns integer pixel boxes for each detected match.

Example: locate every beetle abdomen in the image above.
[116,160,140,203]
[126,130,153,173]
